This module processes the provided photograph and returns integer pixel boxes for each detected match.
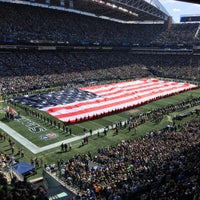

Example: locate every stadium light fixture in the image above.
[92,0,138,17]
[92,0,105,4]
[106,2,117,8]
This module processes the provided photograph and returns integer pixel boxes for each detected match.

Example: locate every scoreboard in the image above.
[180,15,200,22]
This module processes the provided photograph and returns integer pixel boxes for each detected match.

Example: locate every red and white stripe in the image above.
[41,78,198,123]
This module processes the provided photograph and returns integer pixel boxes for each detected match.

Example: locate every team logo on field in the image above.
[16,116,46,133]
[40,133,58,140]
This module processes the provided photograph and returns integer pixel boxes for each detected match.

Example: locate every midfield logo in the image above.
[15,116,46,133]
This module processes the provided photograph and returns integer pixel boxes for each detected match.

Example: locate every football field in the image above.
[0,84,200,180]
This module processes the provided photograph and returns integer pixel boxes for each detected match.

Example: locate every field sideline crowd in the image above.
[51,117,200,200]
[1,94,200,199]
[44,98,200,200]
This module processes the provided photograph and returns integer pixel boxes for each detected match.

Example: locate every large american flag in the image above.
[11,78,198,123]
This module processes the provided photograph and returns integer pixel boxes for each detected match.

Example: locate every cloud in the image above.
[172,8,181,12]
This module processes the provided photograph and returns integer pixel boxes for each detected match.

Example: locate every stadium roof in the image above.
[1,0,199,22]
[176,0,200,4]
[62,0,169,22]
[1,0,169,22]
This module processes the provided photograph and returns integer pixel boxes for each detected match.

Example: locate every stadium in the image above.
[0,0,200,199]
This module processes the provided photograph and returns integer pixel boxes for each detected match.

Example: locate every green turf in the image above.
[0,88,200,180]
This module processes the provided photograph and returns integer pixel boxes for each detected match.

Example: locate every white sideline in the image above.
[0,121,106,154]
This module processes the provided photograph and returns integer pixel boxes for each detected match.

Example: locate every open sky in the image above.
[159,0,200,23]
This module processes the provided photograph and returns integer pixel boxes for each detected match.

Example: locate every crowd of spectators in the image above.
[0,2,200,199]
[127,96,200,127]
[0,2,199,45]
[0,51,151,96]
[0,169,48,200]
[144,54,200,80]
[152,23,200,44]
[1,91,200,200]
[1,52,199,97]
[57,116,200,199]
[0,140,48,200]
[0,2,200,98]
[0,2,163,44]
